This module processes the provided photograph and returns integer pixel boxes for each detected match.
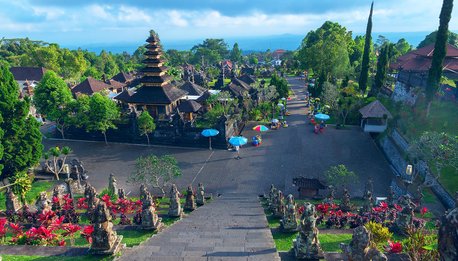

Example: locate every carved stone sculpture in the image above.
[85,184,98,213]
[184,185,196,211]
[280,194,298,232]
[108,173,117,196]
[5,188,21,213]
[141,191,162,230]
[117,188,125,199]
[90,202,123,255]
[438,192,458,260]
[387,186,395,207]
[324,186,335,204]
[35,192,51,213]
[140,184,148,201]
[361,190,374,213]
[273,190,285,218]
[341,226,387,261]
[268,184,277,204]
[51,186,63,211]
[394,195,416,235]
[340,188,351,212]
[196,183,205,206]
[168,184,182,218]
[293,203,324,260]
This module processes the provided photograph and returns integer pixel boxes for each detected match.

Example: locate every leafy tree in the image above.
[165,49,191,67]
[337,96,358,126]
[417,30,458,48]
[321,82,339,111]
[137,111,156,145]
[359,2,374,94]
[10,171,32,205]
[350,35,365,69]
[270,74,289,99]
[0,62,43,182]
[230,42,242,64]
[84,93,120,144]
[43,146,72,180]
[128,154,181,195]
[298,21,353,81]
[191,39,229,66]
[324,164,358,188]
[425,0,454,116]
[371,43,394,96]
[408,132,457,185]
[394,38,412,57]
[34,71,74,139]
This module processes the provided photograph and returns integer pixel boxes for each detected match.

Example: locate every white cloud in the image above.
[168,10,188,27]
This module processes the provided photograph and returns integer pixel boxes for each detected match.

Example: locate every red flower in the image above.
[52,196,60,204]
[50,216,65,231]
[316,204,329,214]
[420,207,428,215]
[386,240,403,253]
[63,224,81,237]
[394,204,403,212]
[10,223,23,235]
[379,202,388,209]
[297,206,304,215]
[77,198,88,209]
[0,218,7,238]
[372,207,383,213]
[81,225,94,244]
[58,239,66,246]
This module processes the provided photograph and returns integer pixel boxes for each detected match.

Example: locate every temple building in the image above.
[115,31,186,118]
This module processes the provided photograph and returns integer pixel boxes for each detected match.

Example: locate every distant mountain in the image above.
[64,31,456,54]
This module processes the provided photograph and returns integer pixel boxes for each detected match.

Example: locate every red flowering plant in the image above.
[420,207,428,216]
[62,224,81,246]
[0,218,7,241]
[37,210,57,227]
[297,205,305,215]
[80,225,94,244]
[386,240,403,253]
[77,198,88,209]
[316,203,330,215]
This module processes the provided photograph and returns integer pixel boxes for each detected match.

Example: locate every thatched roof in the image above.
[359,100,393,119]
[179,81,206,96]
[177,100,202,113]
[71,77,113,96]
[293,177,327,190]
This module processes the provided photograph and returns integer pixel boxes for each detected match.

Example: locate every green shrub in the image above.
[364,221,392,245]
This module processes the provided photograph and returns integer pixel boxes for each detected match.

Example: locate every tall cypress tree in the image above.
[371,43,393,96]
[359,2,374,94]
[425,0,454,115]
[0,62,43,182]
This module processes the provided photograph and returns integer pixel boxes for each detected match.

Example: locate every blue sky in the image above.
[1,0,457,46]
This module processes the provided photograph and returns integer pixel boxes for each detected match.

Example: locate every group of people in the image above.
[304,92,327,134]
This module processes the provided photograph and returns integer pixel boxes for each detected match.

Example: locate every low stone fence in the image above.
[378,129,455,209]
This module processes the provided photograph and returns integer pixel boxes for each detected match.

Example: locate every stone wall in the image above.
[378,130,456,209]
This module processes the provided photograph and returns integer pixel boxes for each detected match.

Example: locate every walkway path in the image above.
[119,194,280,261]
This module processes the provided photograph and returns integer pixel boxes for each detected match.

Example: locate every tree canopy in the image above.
[358,2,374,94]
[84,93,120,144]
[191,39,229,66]
[138,111,156,145]
[417,30,458,48]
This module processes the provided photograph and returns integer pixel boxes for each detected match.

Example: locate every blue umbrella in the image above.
[229,136,248,146]
[201,129,219,150]
[229,136,248,159]
[315,113,330,121]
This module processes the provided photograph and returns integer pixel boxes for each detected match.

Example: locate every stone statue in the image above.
[85,184,98,213]
[365,178,373,195]
[52,186,63,211]
[394,195,416,235]
[415,186,424,208]
[438,192,458,260]
[340,188,351,212]
[280,194,298,232]
[5,188,21,213]
[184,185,196,211]
[117,188,125,199]
[168,184,182,218]
[361,190,374,213]
[196,183,205,206]
[35,192,51,213]
[268,184,277,204]
[273,190,285,218]
[141,191,162,230]
[90,202,123,255]
[324,185,335,204]
[341,226,387,261]
[140,184,148,201]
[108,173,117,196]
[293,202,323,260]
[387,186,395,207]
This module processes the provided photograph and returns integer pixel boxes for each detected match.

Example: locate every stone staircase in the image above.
[118,193,280,261]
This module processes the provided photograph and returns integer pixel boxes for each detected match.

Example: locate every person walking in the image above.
[235,145,241,159]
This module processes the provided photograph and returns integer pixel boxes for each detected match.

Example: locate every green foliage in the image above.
[372,43,394,96]
[9,171,32,203]
[394,38,413,57]
[364,221,393,245]
[43,146,72,180]
[270,74,289,99]
[191,39,229,66]
[418,30,458,48]
[324,164,358,187]
[404,228,439,260]
[34,70,74,138]
[426,0,454,105]
[359,2,374,94]
[298,21,352,81]
[321,82,339,111]
[0,62,43,181]
[137,111,156,145]
[128,154,181,195]
[230,42,242,64]
[84,93,120,143]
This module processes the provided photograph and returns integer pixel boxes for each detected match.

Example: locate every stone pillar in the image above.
[90,202,123,255]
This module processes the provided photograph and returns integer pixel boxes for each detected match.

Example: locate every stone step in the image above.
[118,193,280,261]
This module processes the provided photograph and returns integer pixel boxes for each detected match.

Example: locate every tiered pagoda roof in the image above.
[115,32,185,104]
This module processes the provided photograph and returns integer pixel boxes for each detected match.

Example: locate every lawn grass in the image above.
[0,180,55,210]
[439,166,458,196]
[272,231,352,252]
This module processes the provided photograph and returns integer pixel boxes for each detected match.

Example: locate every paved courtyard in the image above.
[43,76,392,198]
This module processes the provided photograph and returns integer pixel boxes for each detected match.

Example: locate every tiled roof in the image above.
[196,91,211,102]
[71,77,113,95]
[292,177,327,189]
[359,100,393,119]
[10,67,46,81]
[231,77,252,90]
[111,72,134,83]
[177,100,202,113]
[238,74,256,85]
[390,44,458,72]
[224,83,246,98]
[115,84,186,104]
[179,81,206,96]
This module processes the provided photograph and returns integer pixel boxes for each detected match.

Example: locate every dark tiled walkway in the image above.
[118,194,280,261]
